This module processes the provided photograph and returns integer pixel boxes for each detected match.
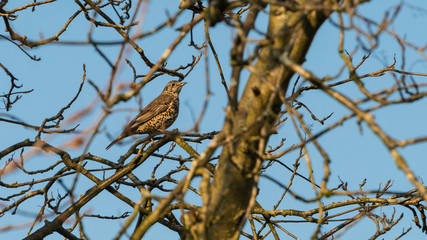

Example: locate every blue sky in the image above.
[1,0,427,239]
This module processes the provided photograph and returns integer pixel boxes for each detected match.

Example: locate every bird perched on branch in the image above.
[106,80,187,150]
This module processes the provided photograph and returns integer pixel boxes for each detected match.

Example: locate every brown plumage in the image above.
[106,80,187,150]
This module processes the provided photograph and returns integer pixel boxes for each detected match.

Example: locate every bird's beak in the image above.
[181,82,188,86]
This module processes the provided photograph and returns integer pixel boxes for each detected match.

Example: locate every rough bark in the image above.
[199,2,334,239]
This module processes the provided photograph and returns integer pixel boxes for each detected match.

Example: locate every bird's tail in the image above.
[106,136,123,150]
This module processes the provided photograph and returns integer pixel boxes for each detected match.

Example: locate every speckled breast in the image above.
[162,98,179,129]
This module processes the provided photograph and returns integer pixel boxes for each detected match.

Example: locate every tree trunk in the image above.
[197,2,334,239]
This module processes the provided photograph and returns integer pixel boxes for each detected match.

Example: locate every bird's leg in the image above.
[146,133,157,146]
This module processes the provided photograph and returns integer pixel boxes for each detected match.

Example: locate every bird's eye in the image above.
[172,83,175,86]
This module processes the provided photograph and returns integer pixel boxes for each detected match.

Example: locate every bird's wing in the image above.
[127,94,173,131]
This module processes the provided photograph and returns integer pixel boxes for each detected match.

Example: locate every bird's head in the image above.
[164,80,187,94]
